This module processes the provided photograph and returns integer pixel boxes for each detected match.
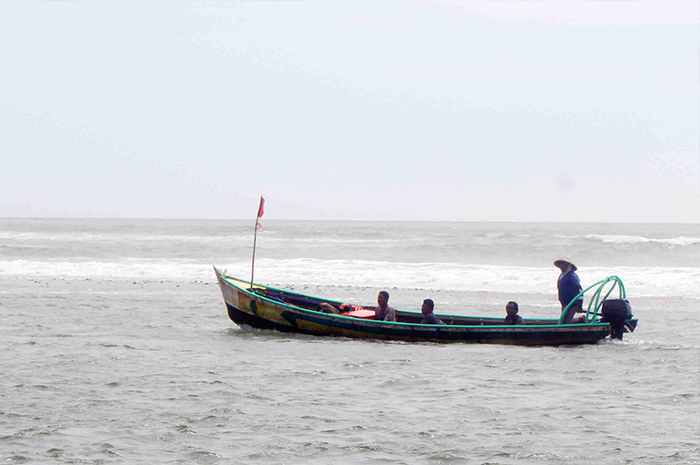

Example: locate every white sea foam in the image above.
[586,234,700,246]
[0,231,413,245]
[0,259,209,281]
[3,229,697,249]
[2,258,698,299]
[0,231,252,244]
[248,260,700,299]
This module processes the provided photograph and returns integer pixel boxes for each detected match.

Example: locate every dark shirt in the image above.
[558,270,583,307]
[504,314,524,325]
[420,313,442,325]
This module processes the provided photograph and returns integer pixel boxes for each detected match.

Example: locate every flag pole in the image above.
[250,196,265,288]
[250,226,258,289]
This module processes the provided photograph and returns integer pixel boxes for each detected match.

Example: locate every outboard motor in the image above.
[600,299,633,340]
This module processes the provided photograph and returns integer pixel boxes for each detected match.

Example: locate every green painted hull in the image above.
[215,269,616,346]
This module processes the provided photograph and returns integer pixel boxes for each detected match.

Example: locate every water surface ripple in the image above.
[1,220,698,464]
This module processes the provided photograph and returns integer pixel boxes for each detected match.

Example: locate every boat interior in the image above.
[249,286,560,326]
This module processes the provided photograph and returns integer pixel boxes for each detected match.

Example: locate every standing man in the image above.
[375,290,397,322]
[554,256,584,324]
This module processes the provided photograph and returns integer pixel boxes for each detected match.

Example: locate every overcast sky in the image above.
[1,1,698,222]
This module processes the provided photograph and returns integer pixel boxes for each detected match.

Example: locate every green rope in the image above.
[557,276,626,325]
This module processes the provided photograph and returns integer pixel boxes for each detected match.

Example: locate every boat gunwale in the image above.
[218,272,613,332]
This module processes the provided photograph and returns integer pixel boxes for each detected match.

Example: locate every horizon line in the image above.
[1,216,698,226]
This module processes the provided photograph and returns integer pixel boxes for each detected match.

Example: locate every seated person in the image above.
[504,301,524,325]
[317,302,339,314]
[420,299,444,324]
[339,303,363,313]
[375,291,397,322]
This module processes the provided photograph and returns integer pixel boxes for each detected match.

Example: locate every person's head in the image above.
[554,256,577,272]
[377,291,390,307]
[506,301,519,317]
[421,299,435,315]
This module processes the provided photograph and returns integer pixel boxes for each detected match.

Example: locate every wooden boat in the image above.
[214,267,637,346]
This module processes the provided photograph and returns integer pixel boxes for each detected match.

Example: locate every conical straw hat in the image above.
[554,255,577,271]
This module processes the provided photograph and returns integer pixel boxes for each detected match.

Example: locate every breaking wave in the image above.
[1,258,698,299]
[585,234,700,246]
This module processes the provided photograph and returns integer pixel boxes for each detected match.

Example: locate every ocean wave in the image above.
[0,231,250,243]
[0,231,418,246]
[585,234,700,246]
[1,258,698,299]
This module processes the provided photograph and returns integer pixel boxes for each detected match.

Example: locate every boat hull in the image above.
[216,269,612,346]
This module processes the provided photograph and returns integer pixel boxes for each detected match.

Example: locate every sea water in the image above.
[0,219,698,464]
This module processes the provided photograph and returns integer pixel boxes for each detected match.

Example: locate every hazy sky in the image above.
[1,1,698,222]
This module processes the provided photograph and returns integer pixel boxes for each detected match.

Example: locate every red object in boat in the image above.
[341,309,376,319]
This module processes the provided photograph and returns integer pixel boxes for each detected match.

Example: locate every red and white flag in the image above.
[255,196,265,232]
